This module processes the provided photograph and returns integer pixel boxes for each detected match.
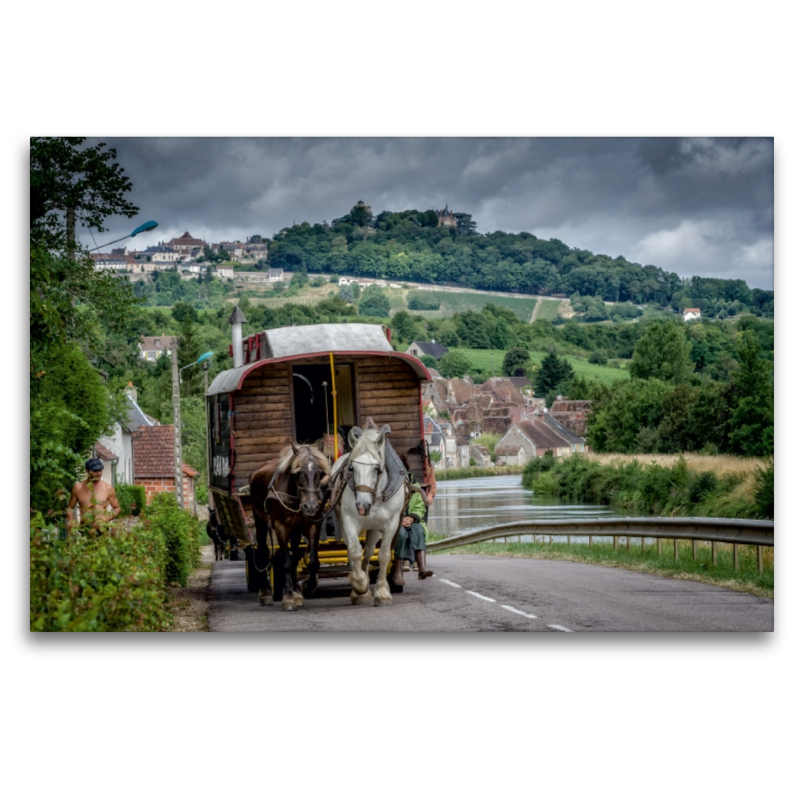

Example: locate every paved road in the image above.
[207,555,774,632]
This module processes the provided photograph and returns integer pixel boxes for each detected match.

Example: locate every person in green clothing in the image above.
[391,468,434,587]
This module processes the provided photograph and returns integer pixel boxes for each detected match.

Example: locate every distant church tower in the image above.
[437,204,457,228]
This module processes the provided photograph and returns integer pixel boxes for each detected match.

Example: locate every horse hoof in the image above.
[282,600,296,611]
[350,590,372,605]
[373,595,393,607]
[292,593,304,608]
[259,593,271,606]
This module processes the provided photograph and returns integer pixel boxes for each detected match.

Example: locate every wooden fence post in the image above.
[757,545,764,574]
[674,539,679,560]
[712,541,717,565]
[692,540,697,561]
[613,535,618,551]
[733,543,739,571]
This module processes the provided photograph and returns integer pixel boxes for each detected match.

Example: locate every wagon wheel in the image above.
[244,548,260,593]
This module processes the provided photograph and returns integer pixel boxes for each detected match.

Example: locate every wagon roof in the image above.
[207,323,430,395]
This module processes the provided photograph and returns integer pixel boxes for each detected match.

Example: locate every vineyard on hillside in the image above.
[394,290,539,322]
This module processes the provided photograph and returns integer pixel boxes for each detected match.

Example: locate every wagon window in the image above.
[292,363,354,445]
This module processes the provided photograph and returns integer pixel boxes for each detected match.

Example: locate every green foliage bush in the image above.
[142,493,202,586]
[30,514,170,632]
[115,484,146,517]
[522,455,766,519]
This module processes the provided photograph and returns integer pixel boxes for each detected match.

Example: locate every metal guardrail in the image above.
[427,517,774,571]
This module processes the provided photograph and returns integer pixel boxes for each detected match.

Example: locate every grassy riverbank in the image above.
[522,453,773,519]
[434,465,524,481]
[426,534,773,598]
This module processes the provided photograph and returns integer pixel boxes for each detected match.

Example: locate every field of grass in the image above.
[449,348,629,385]
[533,298,562,321]
[400,289,540,322]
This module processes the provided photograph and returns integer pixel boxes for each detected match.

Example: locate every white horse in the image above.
[330,420,407,606]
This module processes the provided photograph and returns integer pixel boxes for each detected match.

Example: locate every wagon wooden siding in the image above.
[356,358,422,456]
[232,361,293,491]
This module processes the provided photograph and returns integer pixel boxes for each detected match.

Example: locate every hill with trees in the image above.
[265,203,773,318]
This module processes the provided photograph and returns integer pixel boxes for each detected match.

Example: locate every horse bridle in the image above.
[348,458,383,499]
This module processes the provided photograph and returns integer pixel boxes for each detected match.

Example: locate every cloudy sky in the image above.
[81,137,773,290]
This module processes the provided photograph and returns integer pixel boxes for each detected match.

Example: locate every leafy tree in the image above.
[171,301,199,324]
[588,350,608,365]
[358,286,390,317]
[30,342,114,511]
[391,310,425,344]
[727,332,774,456]
[533,352,574,398]
[502,346,532,377]
[30,138,142,511]
[629,320,693,383]
[420,355,438,369]
[438,352,472,379]
[31,137,138,251]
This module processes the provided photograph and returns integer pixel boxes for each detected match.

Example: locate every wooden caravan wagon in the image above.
[205,322,431,591]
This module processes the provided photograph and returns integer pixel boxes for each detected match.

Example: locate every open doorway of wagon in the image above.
[291,363,355,448]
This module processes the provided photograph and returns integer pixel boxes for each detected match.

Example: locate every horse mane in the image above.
[276,444,331,475]
[349,428,385,463]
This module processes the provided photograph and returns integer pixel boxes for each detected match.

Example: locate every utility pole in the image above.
[171,337,184,510]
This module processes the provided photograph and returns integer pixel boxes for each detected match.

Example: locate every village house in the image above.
[683,307,702,322]
[549,398,592,437]
[91,252,138,271]
[494,411,587,466]
[94,384,158,486]
[165,231,206,258]
[406,340,449,361]
[268,268,284,282]
[138,336,172,362]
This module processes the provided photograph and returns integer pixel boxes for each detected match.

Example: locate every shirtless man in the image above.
[66,457,121,534]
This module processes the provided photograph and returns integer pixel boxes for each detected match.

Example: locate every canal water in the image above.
[427,474,631,541]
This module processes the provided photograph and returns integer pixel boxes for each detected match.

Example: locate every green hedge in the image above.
[115,484,146,517]
[30,513,170,632]
[142,493,202,586]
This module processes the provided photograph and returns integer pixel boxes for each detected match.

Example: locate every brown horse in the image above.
[249,444,330,610]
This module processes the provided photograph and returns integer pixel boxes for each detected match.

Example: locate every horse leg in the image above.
[286,526,304,608]
[373,525,396,606]
[341,513,371,603]
[301,524,321,598]
[276,532,297,611]
[254,514,273,606]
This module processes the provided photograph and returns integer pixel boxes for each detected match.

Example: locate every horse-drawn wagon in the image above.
[205,318,432,603]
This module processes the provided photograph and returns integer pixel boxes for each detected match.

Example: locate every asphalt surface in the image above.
[207,554,774,632]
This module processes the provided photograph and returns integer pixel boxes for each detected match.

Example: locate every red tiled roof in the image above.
[94,442,119,461]
[134,426,175,477]
[133,425,200,478]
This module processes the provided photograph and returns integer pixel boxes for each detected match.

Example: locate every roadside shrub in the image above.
[143,493,202,586]
[115,484,146,517]
[30,513,169,632]
[753,459,774,519]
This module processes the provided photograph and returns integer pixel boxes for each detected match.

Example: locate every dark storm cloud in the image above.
[83,137,774,289]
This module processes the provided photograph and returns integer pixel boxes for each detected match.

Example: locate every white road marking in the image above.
[439,579,462,589]
[501,604,538,619]
[547,624,573,632]
[465,590,496,603]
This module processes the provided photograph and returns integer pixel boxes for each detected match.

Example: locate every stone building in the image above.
[437,204,457,228]
[549,399,592,437]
